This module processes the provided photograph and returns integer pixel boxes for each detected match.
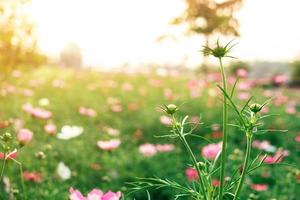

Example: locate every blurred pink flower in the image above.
[250,184,268,191]
[160,115,172,126]
[87,189,103,200]
[17,128,33,144]
[13,118,24,131]
[139,143,157,157]
[102,191,122,200]
[23,171,42,183]
[69,188,121,200]
[236,68,248,78]
[97,139,121,151]
[44,123,57,135]
[164,88,176,100]
[70,188,87,200]
[272,74,287,86]
[185,168,198,182]
[262,148,289,164]
[79,107,97,117]
[252,140,276,152]
[0,149,17,160]
[238,81,252,91]
[295,135,300,142]
[122,83,133,91]
[285,104,296,114]
[104,127,120,136]
[155,144,175,152]
[238,92,250,100]
[111,104,122,113]
[212,179,220,187]
[202,143,222,160]
[22,103,52,119]
[23,89,33,96]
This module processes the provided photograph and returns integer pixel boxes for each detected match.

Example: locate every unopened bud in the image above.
[250,103,262,113]
[2,132,12,142]
[35,151,46,160]
[166,104,178,115]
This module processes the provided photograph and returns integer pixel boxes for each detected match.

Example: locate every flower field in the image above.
[0,67,299,200]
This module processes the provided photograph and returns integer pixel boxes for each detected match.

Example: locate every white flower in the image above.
[57,125,83,140]
[56,162,71,180]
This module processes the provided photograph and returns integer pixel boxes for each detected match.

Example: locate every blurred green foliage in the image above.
[0,0,46,73]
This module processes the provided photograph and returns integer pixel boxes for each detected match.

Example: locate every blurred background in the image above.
[1,0,300,75]
[0,0,300,199]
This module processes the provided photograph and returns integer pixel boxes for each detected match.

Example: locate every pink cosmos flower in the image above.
[22,103,52,119]
[0,149,17,160]
[23,171,43,183]
[79,107,97,117]
[155,144,175,152]
[44,123,57,135]
[102,191,122,200]
[295,135,300,142]
[262,148,289,164]
[201,143,222,160]
[252,140,276,152]
[97,139,121,151]
[87,189,104,200]
[70,188,87,200]
[250,184,268,191]
[212,179,220,187]
[185,168,198,182]
[272,74,287,86]
[104,127,120,136]
[236,68,248,78]
[139,143,157,157]
[160,115,172,126]
[17,128,33,144]
[69,188,121,200]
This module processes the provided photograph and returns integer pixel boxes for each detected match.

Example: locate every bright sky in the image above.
[27,0,300,68]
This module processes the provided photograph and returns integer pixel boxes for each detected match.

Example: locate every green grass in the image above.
[0,67,299,200]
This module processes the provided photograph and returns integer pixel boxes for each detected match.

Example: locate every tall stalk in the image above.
[0,152,7,180]
[233,134,252,199]
[218,57,228,200]
[172,116,207,200]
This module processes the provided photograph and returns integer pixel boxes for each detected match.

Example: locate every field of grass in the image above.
[0,67,299,200]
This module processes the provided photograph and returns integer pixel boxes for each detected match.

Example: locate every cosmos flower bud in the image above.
[2,132,12,142]
[197,162,206,171]
[165,104,178,115]
[35,151,46,160]
[250,103,262,113]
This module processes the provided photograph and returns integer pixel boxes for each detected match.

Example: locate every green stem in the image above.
[218,57,228,200]
[172,116,207,199]
[19,164,27,200]
[180,134,207,199]
[233,134,252,200]
[0,152,7,181]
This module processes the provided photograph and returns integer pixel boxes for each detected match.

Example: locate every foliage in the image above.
[0,66,299,199]
[0,0,46,72]
[290,61,300,86]
[172,0,243,43]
